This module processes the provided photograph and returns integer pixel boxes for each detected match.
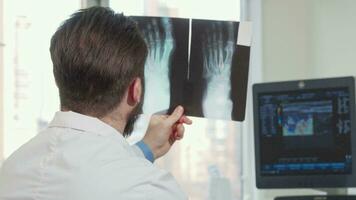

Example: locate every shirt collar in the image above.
[48,111,121,136]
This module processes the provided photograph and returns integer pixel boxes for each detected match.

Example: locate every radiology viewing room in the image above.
[1,0,356,200]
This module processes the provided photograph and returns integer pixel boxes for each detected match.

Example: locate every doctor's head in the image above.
[50,7,147,137]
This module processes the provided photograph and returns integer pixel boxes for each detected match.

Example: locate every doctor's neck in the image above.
[61,106,127,135]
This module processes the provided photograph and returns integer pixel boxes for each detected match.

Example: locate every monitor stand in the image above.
[315,188,348,195]
[274,188,356,200]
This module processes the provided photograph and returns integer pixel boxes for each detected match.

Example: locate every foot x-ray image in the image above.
[132,17,250,121]
[133,16,189,115]
[186,19,250,121]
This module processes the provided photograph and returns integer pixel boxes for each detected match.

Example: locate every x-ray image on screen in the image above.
[185,19,250,121]
[132,16,250,121]
[132,16,189,115]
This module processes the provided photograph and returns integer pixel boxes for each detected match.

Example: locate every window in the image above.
[110,0,240,20]
[1,1,245,198]
[2,0,82,158]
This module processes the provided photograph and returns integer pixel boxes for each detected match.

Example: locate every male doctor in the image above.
[0,6,192,200]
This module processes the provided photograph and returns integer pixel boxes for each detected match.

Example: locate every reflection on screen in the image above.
[258,88,352,176]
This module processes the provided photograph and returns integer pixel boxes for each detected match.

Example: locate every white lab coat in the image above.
[0,111,187,200]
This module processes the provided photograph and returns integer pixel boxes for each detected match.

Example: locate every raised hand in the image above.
[143,106,192,160]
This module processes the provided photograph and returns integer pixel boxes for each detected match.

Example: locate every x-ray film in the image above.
[132,16,189,115]
[132,16,250,121]
[186,19,250,121]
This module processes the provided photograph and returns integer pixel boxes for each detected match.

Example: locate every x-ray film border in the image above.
[237,22,252,47]
[187,18,192,80]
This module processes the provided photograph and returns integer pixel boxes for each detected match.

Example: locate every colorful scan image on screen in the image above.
[279,101,333,137]
[258,88,352,176]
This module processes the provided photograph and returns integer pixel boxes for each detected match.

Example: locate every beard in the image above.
[122,100,143,137]
[123,75,145,137]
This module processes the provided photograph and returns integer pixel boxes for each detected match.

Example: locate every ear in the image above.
[127,77,142,106]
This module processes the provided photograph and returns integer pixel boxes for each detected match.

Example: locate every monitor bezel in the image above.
[253,76,356,189]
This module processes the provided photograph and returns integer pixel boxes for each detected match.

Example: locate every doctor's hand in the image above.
[143,106,192,160]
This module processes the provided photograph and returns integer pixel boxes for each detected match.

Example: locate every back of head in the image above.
[50,7,147,117]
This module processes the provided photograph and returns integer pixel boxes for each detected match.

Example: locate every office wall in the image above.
[262,0,356,83]
[262,0,313,82]
[309,0,356,78]
[257,0,356,199]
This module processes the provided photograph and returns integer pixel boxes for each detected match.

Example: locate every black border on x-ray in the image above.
[167,18,190,113]
[232,45,250,121]
[186,19,250,121]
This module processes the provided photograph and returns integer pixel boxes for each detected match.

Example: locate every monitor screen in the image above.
[253,77,356,188]
[258,88,352,176]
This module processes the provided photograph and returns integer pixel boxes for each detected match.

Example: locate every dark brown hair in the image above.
[50,7,147,117]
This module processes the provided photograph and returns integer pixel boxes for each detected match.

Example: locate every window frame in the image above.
[0,0,4,162]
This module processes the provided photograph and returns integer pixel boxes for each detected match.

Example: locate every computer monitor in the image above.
[253,77,356,189]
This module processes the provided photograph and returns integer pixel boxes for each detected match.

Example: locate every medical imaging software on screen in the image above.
[258,88,352,176]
